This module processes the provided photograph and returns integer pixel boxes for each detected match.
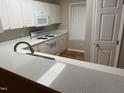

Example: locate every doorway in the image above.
[69,2,86,53]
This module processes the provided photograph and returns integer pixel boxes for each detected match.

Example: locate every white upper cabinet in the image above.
[31,1,47,16]
[0,0,61,30]
[31,1,61,25]
[49,4,61,24]
[0,0,10,30]
[5,0,23,29]
[52,5,61,24]
[20,0,34,27]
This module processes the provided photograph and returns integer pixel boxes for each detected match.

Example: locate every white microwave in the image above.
[34,15,49,27]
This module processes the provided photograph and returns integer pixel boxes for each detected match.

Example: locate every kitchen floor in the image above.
[60,50,85,61]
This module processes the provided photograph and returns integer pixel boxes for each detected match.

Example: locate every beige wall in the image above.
[58,0,93,61]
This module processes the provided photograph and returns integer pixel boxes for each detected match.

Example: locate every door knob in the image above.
[96,43,100,48]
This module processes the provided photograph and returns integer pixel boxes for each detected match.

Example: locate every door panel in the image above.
[93,0,123,66]
[98,50,112,65]
[102,0,117,8]
[100,14,116,41]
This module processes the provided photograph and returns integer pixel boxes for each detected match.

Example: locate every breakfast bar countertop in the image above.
[0,30,124,93]
[0,49,124,93]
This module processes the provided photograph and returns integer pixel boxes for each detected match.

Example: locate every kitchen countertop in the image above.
[1,29,124,93]
[0,30,68,52]
[1,50,124,93]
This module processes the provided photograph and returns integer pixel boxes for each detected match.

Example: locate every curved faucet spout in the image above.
[14,41,34,54]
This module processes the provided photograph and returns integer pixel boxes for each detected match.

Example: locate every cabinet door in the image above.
[0,0,10,30]
[31,1,46,15]
[59,34,68,53]
[20,0,34,27]
[54,5,61,24]
[37,43,47,53]
[49,4,61,24]
[49,4,56,24]
[5,0,23,29]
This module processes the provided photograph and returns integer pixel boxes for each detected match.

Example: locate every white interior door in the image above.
[69,2,86,50]
[93,0,123,66]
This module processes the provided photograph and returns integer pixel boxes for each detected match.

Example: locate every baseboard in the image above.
[67,48,85,53]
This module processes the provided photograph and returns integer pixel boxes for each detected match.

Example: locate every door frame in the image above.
[114,5,124,67]
[68,2,86,52]
[90,0,97,63]
[91,0,124,67]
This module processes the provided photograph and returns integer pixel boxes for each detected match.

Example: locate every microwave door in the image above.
[35,16,49,27]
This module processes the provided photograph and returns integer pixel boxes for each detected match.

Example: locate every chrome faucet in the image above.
[14,41,34,54]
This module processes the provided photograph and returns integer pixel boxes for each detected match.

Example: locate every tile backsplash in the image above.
[0,24,59,43]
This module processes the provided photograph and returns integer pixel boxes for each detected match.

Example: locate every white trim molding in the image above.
[114,5,124,67]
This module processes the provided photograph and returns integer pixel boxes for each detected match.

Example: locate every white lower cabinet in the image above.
[58,34,68,54]
[37,43,47,53]
[32,43,46,53]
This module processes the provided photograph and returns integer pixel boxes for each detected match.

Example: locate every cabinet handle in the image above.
[96,43,100,48]
[94,43,100,48]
